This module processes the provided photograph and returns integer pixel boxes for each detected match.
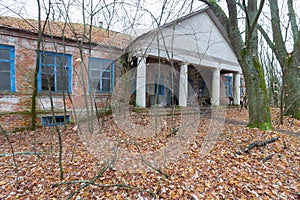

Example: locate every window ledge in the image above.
[38,92,73,96]
[0,91,16,95]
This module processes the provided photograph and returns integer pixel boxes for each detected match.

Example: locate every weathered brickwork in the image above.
[0,25,126,131]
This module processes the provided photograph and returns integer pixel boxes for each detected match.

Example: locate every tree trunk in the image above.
[201,0,272,130]
[242,54,272,129]
[284,54,300,119]
[30,0,42,130]
[265,0,300,120]
[227,0,272,130]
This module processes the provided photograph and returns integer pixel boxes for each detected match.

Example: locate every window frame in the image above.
[0,45,16,92]
[41,115,70,126]
[224,75,233,97]
[38,51,72,93]
[88,58,114,94]
[240,78,243,97]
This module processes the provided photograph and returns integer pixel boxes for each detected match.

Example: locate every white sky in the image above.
[0,0,298,39]
[0,0,214,34]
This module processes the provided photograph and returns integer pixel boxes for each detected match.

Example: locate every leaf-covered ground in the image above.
[0,107,299,199]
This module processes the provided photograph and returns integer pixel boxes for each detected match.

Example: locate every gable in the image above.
[129,8,240,71]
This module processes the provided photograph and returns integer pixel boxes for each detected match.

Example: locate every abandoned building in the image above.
[0,7,243,131]
[0,16,132,130]
[126,7,243,108]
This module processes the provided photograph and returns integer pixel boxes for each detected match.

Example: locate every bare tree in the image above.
[258,38,281,108]
[200,0,272,130]
[258,0,300,121]
[30,0,51,130]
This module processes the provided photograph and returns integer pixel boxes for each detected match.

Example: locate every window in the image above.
[198,80,206,97]
[38,52,72,93]
[224,76,233,97]
[240,78,243,96]
[89,58,114,93]
[0,45,15,91]
[42,115,70,126]
[154,75,164,95]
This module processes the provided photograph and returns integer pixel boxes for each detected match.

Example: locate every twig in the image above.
[133,141,169,178]
[32,133,43,159]
[236,137,279,155]
[51,179,90,188]
[260,153,275,162]
[70,140,77,162]
[62,148,118,199]
[0,125,19,188]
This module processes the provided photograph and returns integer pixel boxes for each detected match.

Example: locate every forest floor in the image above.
[0,107,299,199]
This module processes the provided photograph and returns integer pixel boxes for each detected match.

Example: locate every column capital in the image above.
[179,61,190,66]
[135,48,148,59]
[233,71,242,75]
[214,67,221,72]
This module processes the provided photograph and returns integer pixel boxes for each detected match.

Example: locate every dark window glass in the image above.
[102,79,111,92]
[0,62,10,72]
[41,65,54,91]
[42,54,55,65]
[0,71,10,90]
[0,47,13,91]
[89,58,113,93]
[40,53,70,92]
[0,49,10,60]
[56,66,69,91]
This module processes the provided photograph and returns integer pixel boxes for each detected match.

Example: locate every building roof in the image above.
[0,16,133,49]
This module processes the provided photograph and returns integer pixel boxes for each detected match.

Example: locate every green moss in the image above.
[97,107,112,118]
[0,111,31,115]
[253,56,268,94]
[133,107,149,113]
[248,121,272,131]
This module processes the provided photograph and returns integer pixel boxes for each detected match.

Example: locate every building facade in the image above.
[126,8,243,108]
[0,17,131,130]
[0,8,243,131]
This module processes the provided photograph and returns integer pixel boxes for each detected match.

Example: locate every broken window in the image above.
[89,58,114,93]
[0,45,15,91]
[39,52,71,93]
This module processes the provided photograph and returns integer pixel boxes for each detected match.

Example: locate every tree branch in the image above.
[247,0,265,43]
[242,0,251,36]
[269,0,287,60]
[199,0,230,33]
[287,0,299,49]
[257,25,276,52]
[236,137,279,155]
[133,141,169,178]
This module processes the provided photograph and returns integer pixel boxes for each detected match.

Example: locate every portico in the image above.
[129,7,242,108]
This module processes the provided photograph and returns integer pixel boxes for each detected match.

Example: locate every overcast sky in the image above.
[0,0,298,37]
[0,0,217,34]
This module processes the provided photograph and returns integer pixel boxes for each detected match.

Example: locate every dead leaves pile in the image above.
[0,107,299,199]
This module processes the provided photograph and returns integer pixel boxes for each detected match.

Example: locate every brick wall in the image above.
[0,30,123,131]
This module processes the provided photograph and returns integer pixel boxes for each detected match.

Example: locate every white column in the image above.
[233,73,241,105]
[211,69,220,106]
[136,56,147,108]
[179,63,188,107]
